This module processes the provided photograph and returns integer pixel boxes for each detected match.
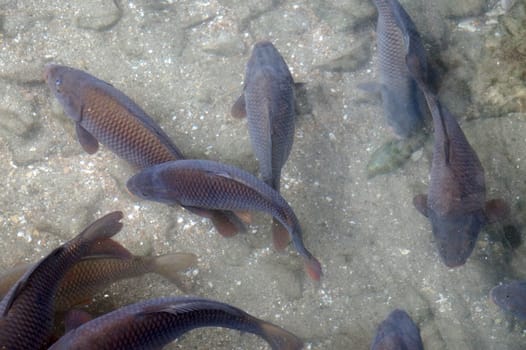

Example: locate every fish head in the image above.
[429,210,485,267]
[44,64,84,122]
[126,167,179,206]
[490,281,526,319]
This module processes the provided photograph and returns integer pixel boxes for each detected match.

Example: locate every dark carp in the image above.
[232,41,297,250]
[126,159,322,280]
[490,280,526,320]
[371,0,428,138]
[0,211,123,350]
[0,240,197,312]
[45,64,245,237]
[406,41,508,267]
[49,296,303,350]
[371,309,424,350]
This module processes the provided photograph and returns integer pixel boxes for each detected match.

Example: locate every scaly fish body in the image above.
[233,41,296,250]
[44,64,184,167]
[371,309,424,350]
[406,45,489,267]
[0,212,123,350]
[49,297,303,350]
[238,41,295,192]
[490,281,526,320]
[127,159,322,280]
[45,64,245,237]
[0,250,196,312]
[372,0,427,138]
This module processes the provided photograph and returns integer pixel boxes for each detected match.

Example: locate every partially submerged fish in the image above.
[407,41,508,267]
[127,159,322,280]
[45,64,245,237]
[370,309,424,350]
[49,296,304,350]
[232,41,296,250]
[371,0,428,138]
[0,240,197,312]
[0,211,123,349]
[490,280,526,320]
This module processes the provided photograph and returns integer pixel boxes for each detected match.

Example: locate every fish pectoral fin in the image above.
[64,309,94,332]
[231,95,247,119]
[272,219,291,252]
[413,194,429,217]
[75,122,99,154]
[484,198,510,224]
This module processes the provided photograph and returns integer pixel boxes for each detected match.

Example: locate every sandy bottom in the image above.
[0,1,525,349]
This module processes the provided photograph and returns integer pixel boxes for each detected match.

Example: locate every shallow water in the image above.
[0,0,526,349]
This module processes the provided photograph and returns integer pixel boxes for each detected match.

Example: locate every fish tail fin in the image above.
[272,219,291,251]
[81,211,124,242]
[303,255,322,281]
[211,210,247,237]
[259,321,304,350]
[150,253,198,292]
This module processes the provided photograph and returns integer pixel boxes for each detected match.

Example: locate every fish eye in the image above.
[55,78,62,90]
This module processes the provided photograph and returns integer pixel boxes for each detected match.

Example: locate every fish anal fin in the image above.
[87,238,133,259]
[231,95,246,119]
[76,122,99,154]
[485,198,510,224]
[413,194,429,217]
[272,219,291,252]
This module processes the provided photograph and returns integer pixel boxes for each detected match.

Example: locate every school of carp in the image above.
[0,0,523,349]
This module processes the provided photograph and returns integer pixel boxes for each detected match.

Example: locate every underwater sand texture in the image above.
[0,0,526,349]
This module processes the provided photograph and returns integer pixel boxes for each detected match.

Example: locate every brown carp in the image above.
[0,211,123,350]
[45,64,245,237]
[126,159,322,280]
[49,296,303,350]
[0,240,197,312]
[232,41,297,250]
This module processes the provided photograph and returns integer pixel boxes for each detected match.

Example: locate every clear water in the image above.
[0,0,525,349]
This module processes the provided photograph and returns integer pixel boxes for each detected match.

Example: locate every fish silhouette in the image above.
[127,159,322,280]
[370,0,428,138]
[0,239,197,312]
[406,41,508,267]
[490,280,526,320]
[371,309,424,350]
[49,296,304,350]
[45,64,245,237]
[0,211,123,349]
[232,41,297,250]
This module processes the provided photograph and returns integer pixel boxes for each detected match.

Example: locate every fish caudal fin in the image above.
[304,256,322,281]
[151,253,198,292]
[259,321,304,350]
[272,219,291,251]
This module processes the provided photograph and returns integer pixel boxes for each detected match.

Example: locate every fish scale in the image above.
[49,297,303,349]
[127,159,322,280]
